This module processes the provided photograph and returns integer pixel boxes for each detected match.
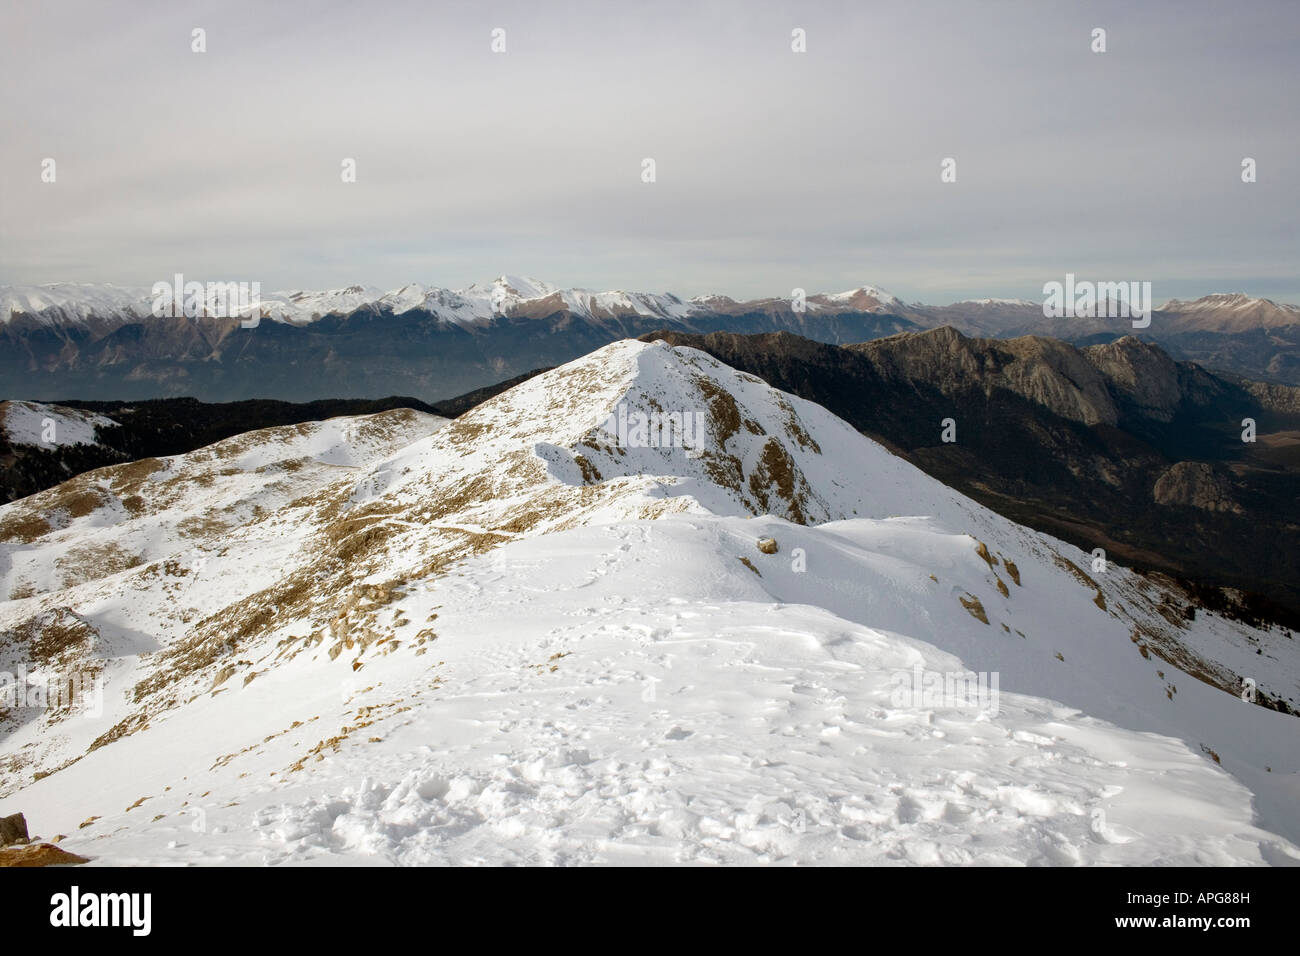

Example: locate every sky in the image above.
[2,0,1297,304]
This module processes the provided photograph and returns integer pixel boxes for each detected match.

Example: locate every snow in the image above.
[1161,294,1300,315]
[7,280,1298,329]
[0,284,150,326]
[270,286,389,322]
[0,276,893,328]
[235,275,699,326]
[953,298,1040,308]
[1,400,117,447]
[0,340,1297,866]
[819,284,903,307]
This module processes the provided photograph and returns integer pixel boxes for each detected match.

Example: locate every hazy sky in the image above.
[2,0,1297,303]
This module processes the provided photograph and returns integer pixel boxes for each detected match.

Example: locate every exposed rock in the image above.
[853,327,1120,426]
[1083,336,1184,422]
[0,842,89,867]
[1241,379,1300,415]
[0,812,29,846]
[757,537,779,555]
[1152,462,1243,513]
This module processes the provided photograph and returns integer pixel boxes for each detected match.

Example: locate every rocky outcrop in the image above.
[1083,336,1186,422]
[0,843,88,867]
[0,812,28,846]
[1241,379,1300,415]
[852,327,1120,426]
[1152,462,1243,513]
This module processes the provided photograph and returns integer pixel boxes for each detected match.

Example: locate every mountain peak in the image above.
[466,274,560,300]
[815,284,903,312]
[1159,293,1300,331]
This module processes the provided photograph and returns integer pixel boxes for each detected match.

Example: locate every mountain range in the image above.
[4,276,1298,402]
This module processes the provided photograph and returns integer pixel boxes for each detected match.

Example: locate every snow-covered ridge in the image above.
[1161,293,1300,313]
[0,275,702,327]
[2,277,919,327]
[0,284,151,325]
[1157,294,1300,331]
[949,297,1040,308]
[1,400,118,448]
[7,279,1298,329]
[0,340,1297,864]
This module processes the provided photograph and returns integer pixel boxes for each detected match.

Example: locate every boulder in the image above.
[0,812,29,847]
[0,842,89,867]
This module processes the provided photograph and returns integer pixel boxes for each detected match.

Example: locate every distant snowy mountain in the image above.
[6,279,1297,331]
[4,277,1300,400]
[948,297,1041,310]
[812,284,905,312]
[1159,293,1300,331]
[1,339,1296,865]
[0,276,923,402]
[0,284,150,327]
[0,275,704,328]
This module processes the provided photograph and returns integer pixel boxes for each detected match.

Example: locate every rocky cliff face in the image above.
[852,327,1122,426]
[1082,336,1188,422]
[847,329,1287,429]
[1152,461,1244,513]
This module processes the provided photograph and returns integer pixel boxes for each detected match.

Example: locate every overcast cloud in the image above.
[2,0,1297,303]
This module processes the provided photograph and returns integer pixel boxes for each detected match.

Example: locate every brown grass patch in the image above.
[747,438,808,524]
[1053,554,1099,590]
[696,376,741,445]
[574,454,603,484]
[0,511,52,543]
[57,542,143,588]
